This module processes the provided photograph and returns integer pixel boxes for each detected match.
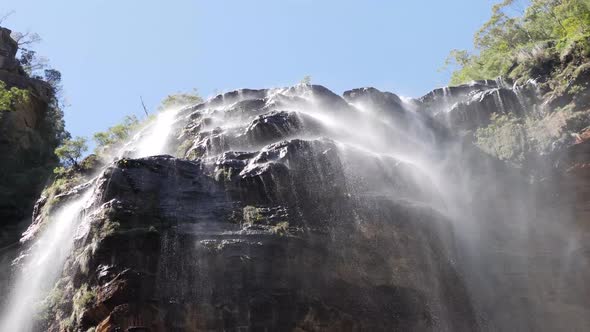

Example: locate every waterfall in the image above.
[173,84,586,330]
[133,108,179,158]
[1,83,586,331]
[0,189,94,331]
[0,107,181,332]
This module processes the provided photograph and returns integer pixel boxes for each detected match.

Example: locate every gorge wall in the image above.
[0,26,57,235]
[1,74,587,332]
[0,26,61,301]
[0,25,590,331]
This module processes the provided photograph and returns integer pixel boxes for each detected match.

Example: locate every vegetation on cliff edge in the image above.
[444,0,590,85]
[0,81,29,112]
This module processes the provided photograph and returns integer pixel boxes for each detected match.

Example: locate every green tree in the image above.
[2,21,69,147]
[93,115,140,149]
[445,0,590,85]
[55,137,88,167]
[159,89,202,110]
[300,75,312,85]
[0,81,29,112]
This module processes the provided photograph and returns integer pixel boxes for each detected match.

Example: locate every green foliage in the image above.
[4,25,69,154]
[68,283,96,328]
[176,139,194,157]
[73,284,96,309]
[100,219,121,237]
[42,177,70,198]
[37,277,71,325]
[159,89,202,110]
[53,166,67,176]
[445,0,590,85]
[43,68,63,93]
[55,137,88,167]
[41,94,70,150]
[476,108,590,163]
[17,48,47,77]
[243,205,263,225]
[300,75,312,85]
[93,115,139,150]
[214,165,237,182]
[92,90,201,155]
[475,113,528,162]
[0,81,30,111]
[271,221,290,236]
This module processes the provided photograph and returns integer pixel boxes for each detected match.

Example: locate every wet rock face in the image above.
[244,111,322,146]
[416,80,531,131]
[44,85,485,331]
[0,79,58,279]
[439,88,525,130]
[0,27,57,236]
[418,80,501,108]
[40,79,590,332]
[0,86,56,229]
[344,87,405,115]
[68,153,475,332]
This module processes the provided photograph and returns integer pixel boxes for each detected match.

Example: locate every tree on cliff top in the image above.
[92,90,202,154]
[444,0,590,85]
[1,16,69,151]
[93,115,140,152]
[158,89,202,110]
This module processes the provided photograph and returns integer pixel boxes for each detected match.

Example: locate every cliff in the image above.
[0,26,62,301]
[11,77,587,332]
[2,27,590,332]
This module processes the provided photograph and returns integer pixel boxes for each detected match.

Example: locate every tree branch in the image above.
[140,96,149,117]
[0,10,15,25]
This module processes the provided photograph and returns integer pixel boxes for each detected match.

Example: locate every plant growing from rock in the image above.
[54,137,88,168]
[93,115,140,152]
[0,81,29,112]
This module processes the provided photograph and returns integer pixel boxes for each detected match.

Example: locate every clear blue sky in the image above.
[3,0,497,140]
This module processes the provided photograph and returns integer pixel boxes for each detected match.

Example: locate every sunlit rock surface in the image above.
[0,27,62,308]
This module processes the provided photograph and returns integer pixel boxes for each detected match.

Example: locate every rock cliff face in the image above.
[0,26,61,307]
[4,77,590,332]
[0,26,58,234]
[30,85,479,331]
[0,81,56,229]
[0,27,18,72]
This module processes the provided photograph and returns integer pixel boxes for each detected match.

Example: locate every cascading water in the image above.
[155,83,586,331]
[132,108,179,158]
[0,189,94,331]
[1,82,587,331]
[0,107,181,332]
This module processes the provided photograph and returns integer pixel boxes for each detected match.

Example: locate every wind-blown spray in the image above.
[0,189,94,331]
[0,107,181,331]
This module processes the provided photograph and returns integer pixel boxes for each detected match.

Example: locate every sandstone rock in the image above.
[31,81,590,331]
[438,88,525,130]
[0,27,18,72]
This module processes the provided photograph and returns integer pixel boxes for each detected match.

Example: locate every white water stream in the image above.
[0,108,179,331]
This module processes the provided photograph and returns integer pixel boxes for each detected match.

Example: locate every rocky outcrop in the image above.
[16,77,590,332]
[49,150,476,331]
[0,26,58,233]
[0,74,57,235]
[0,88,57,226]
[31,85,484,332]
[0,27,18,72]
[0,26,61,305]
[439,88,525,130]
